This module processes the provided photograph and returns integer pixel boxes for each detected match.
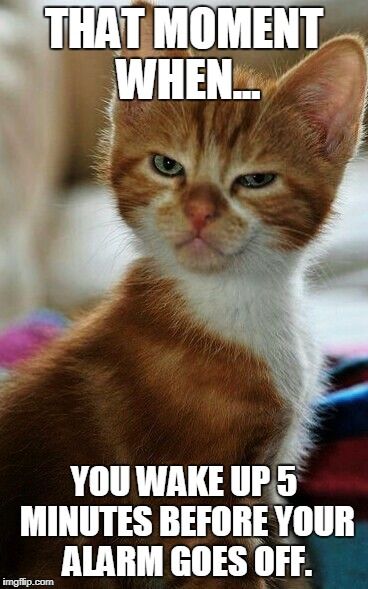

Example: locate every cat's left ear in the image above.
[274,35,367,159]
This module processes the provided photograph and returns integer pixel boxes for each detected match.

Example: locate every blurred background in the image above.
[1,0,368,352]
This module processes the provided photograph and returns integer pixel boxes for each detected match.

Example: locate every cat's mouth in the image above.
[173,235,227,271]
[173,233,250,272]
[171,227,259,272]
[175,236,225,257]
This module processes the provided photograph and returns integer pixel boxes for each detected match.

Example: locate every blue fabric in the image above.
[25,308,69,327]
[309,522,368,589]
[309,357,368,588]
[329,357,368,379]
[317,357,368,442]
[319,383,368,441]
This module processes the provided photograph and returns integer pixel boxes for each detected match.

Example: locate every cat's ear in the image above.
[121,0,155,58]
[274,35,367,158]
[113,0,190,123]
[120,0,190,59]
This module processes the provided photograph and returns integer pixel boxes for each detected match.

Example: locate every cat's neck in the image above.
[152,253,305,351]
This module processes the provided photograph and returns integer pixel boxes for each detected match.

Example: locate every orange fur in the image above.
[0,262,286,585]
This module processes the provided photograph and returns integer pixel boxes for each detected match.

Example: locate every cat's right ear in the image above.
[120,0,155,59]
[112,1,158,126]
[120,0,190,60]
[112,0,190,122]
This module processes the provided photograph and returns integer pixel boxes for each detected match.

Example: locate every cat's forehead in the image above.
[115,67,278,179]
[154,68,275,171]
[188,69,270,137]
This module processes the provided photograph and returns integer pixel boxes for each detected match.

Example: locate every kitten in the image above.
[0,2,366,587]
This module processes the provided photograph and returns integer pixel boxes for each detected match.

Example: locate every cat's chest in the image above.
[127,340,288,466]
[178,273,310,409]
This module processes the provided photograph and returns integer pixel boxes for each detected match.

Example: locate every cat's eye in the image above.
[237,173,276,189]
[152,155,184,177]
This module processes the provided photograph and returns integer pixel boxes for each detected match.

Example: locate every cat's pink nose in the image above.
[184,197,217,232]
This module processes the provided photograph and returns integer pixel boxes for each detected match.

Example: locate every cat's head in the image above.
[105,2,367,276]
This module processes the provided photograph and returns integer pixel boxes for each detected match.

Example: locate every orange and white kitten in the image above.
[0,3,367,587]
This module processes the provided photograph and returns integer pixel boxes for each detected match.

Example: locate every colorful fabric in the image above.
[0,309,68,370]
[299,356,368,587]
[300,357,368,511]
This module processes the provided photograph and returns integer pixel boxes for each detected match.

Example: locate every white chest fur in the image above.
[173,254,323,467]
